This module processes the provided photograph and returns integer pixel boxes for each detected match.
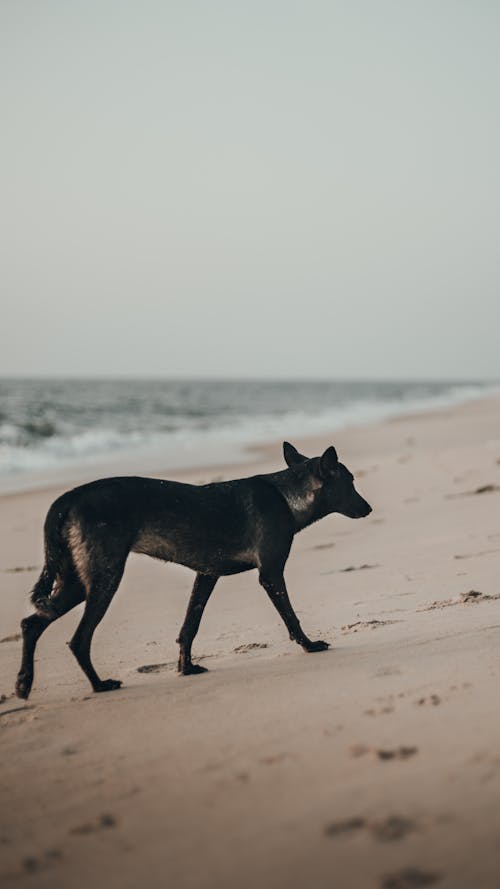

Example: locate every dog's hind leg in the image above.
[176,573,218,675]
[68,559,126,693]
[16,572,86,699]
[259,570,329,653]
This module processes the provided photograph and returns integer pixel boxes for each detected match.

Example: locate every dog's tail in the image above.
[30,494,72,617]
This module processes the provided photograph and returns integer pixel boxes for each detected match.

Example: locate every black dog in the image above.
[16,442,371,699]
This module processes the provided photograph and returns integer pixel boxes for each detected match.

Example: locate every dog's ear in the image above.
[318,445,339,479]
[283,441,308,468]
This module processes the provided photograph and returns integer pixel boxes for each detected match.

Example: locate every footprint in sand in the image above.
[234,643,269,653]
[419,590,500,611]
[324,817,366,837]
[380,867,441,888]
[341,563,379,573]
[416,695,441,707]
[377,747,418,762]
[415,684,471,707]
[70,814,117,836]
[350,744,418,761]
[447,482,500,499]
[4,565,38,574]
[22,849,63,873]
[470,483,500,495]
[259,752,295,765]
[322,563,379,576]
[342,620,401,634]
[325,815,418,843]
[364,706,395,716]
[454,548,500,560]
[371,816,417,842]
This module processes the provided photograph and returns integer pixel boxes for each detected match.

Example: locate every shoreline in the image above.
[1,392,500,888]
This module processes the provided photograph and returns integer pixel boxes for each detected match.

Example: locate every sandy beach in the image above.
[1,393,500,889]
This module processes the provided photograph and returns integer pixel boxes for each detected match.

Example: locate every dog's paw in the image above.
[179,664,209,676]
[94,679,122,693]
[304,640,330,653]
[15,672,33,699]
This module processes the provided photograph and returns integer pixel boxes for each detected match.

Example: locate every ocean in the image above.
[0,377,497,490]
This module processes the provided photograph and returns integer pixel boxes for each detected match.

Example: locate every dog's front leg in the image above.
[259,571,329,653]
[177,573,218,675]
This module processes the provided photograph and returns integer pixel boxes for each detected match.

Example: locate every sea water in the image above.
[0,377,497,491]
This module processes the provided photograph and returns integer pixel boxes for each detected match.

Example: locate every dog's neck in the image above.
[265,468,322,531]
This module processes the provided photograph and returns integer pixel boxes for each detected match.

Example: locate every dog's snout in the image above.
[358,498,372,517]
[349,495,372,519]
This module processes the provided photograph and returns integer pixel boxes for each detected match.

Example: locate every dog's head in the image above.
[283,441,372,520]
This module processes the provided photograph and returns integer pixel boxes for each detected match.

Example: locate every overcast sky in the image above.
[1,1,499,380]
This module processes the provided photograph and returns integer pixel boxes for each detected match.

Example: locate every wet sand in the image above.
[1,394,500,889]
